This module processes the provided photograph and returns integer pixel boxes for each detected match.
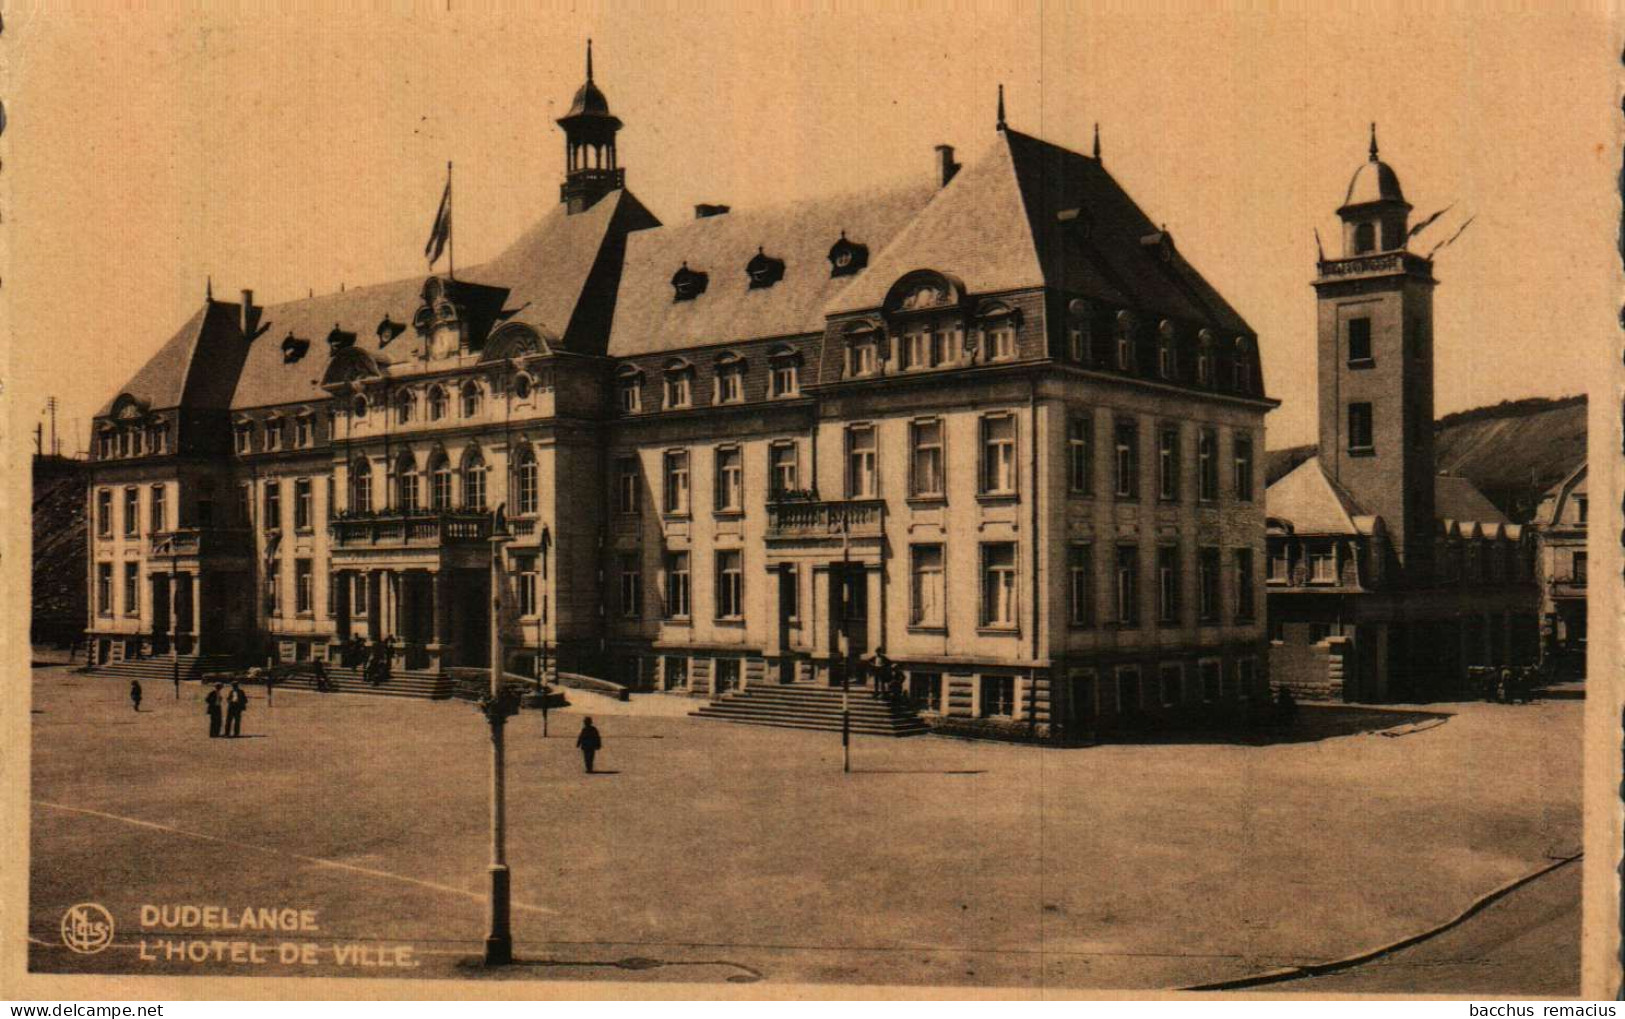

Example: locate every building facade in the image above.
[85,52,1276,734]
[1265,132,1538,702]
[1533,462,1587,678]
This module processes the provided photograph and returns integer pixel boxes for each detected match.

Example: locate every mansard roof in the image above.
[1268,455,1510,536]
[97,300,246,416]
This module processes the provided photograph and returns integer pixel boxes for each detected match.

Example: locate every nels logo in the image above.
[60,903,114,955]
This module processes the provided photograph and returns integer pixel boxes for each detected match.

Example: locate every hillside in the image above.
[1266,395,1587,523]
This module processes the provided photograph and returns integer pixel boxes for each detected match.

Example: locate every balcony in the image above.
[149,528,252,558]
[331,511,492,549]
[766,499,885,540]
[1550,572,1587,598]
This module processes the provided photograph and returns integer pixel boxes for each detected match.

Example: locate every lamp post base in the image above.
[484,864,512,966]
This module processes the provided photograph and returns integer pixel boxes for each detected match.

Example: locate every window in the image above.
[619,554,642,618]
[1573,551,1588,584]
[980,675,1015,717]
[619,377,642,414]
[1067,544,1093,627]
[663,450,691,515]
[1114,419,1139,499]
[150,484,166,532]
[846,425,877,498]
[615,457,641,515]
[1198,547,1222,622]
[714,659,741,693]
[123,487,139,537]
[849,336,880,377]
[1348,403,1374,453]
[1158,426,1180,501]
[461,450,486,510]
[428,386,449,421]
[910,545,945,628]
[1067,415,1093,495]
[664,552,691,619]
[1114,319,1134,371]
[1347,317,1372,363]
[515,449,538,515]
[395,390,415,425]
[1157,322,1177,379]
[985,322,1016,361]
[263,418,283,452]
[96,564,112,615]
[664,367,693,409]
[770,354,800,397]
[263,481,282,532]
[1159,664,1183,707]
[352,394,369,419]
[352,574,369,619]
[1268,546,1289,583]
[980,415,1017,495]
[910,419,945,498]
[780,563,800,621]
[714,447,743,513]
[461,382,483,418]
[663,656,689,692]
[417,458,445,510]
[908,672,943,713]
[1196,339,1214,386]
[294,478,313,530]
[513,374,534,401]
[1354,221,1376,254]
[1067,310,1092,362]
[1200,660,1221,702]
[1198,428,1219,501]
[295,559,313,614]
[981,543,1017,629]
[715,550,744,620]
[1157,546,1180,623]
[1115,545,1139,627]
[350,459,372,513]
[295,414,313,448]
[769,443,798,497]
[515,556,538,617]
[1233,433,1254,502]
[902,326,932,370]
[1234,548,1255,620]
[123,562,139,616]
[1575,496,1588,524]
[395,455,419,512]
[1309,546,1336,584]
[266,558,281,614]
[717,361,746,402]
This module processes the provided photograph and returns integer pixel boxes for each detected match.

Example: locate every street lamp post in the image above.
[479,506,518,966]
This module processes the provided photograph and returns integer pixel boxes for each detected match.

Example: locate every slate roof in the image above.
[98,302,244,416]
[605,180,939,357]
[1267,454,1509,534]
[1435,474,1510,526]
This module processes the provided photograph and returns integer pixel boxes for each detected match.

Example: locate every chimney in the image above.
[239,290,260,338]
[694,203,731,219]
[935,144,960,187]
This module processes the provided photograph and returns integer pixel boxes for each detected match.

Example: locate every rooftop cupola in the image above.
[557,39,625,215]
[1338,123,1412,255]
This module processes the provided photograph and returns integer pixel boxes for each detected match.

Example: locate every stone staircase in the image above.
[84,654,238,684]
[268,666,453,700]
[691,683,931,737]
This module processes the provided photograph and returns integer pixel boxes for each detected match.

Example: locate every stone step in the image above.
[691,684,930,737]
[690,712,930,737]
[693,700,921,724]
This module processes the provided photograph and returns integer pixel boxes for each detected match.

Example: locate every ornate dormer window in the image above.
[1233,336,1253,392]
[768,345,802,398]
[1157,320,1178,380]
[394,389,416,425]
[327,324,356,353]
[663,358,694,409]
[1196,329,1216,387]
[512,372,534,402]
[263,415,283,452]
[1140,229,1175,263]
[828,232,868,278]
[1067,299,1095,363]
[745,247,786,289]
[281,333,310,364]
[616,365,643,413]
[1114,311,1137,372]
[977,300,1021,362]
[234,420,254,455]
[294,412,314,448]
[714,352,746,403]
[671,262,708,301]
[843,322,883,378]
[427,385,449,422]
[377,316,405,348]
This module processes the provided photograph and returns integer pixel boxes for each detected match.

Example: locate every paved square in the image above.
[28,666,1579,991]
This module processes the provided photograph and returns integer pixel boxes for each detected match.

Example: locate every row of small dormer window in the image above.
[842,316,1019,378]
[344,370,553,426]
[1064,306,1255,392]
[234,410,320,455]
[95,421,169,460]
[617,347,802,414]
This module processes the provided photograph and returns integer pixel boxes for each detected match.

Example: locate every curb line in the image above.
[1182,851,1583,992]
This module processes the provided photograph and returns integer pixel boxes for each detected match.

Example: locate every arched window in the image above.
[1232,337,1253,392]
[461,447,487,511]
[1354,221,1376,255]
[394,451,419,512]
[461,381,483,418]
[1114,311,1137,372]
[663,359,694,409]
[1066,300,1094,363]
[1196,330,1216,386]
[349,458,373,514]
[1157,320,1178,379]
[395,389,416,425]
[427,386,449,422]
[352,394,368,419]
[514,447,539,515]
[428,453,453,510]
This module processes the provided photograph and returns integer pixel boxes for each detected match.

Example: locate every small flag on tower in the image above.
[425,162,453,270]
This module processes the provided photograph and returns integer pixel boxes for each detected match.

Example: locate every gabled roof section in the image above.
[607,180,938,357]
[1264,456,1366,535]
[99,300,248,417]
[1435,474,1510,526]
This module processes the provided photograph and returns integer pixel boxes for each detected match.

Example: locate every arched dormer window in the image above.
[1114,311,1138,372]
[1066,299,1095,363]
[663,358,694,409]
[1157,320,1178,380]
[460,447,487,510]
[1233,337,1254,392]
[427,385,449,422]
[843,322,883,378]
[671,262,708,301]
[427,450,453,510]
[768,345,802,398]
[394,389,416,425]
[461,380,484,418]
[977,300,1021,363]
[376,316,405,348]
[828,233,868,277]
[349,458,373,513]
[1196,329,1216,387]
[262,414,284,452]
[745,247,786,289]
[714,352,747,403]
[513,446,539,516]
[616,364,643,413]
[393,450,419,512]
[233,419,254,455]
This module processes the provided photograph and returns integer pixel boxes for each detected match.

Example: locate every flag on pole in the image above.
[425,164,452,269]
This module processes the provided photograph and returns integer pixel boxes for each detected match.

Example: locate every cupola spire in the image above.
[1369,121,1379,161]
[1093,122,1101,161]
[586,37,593,82]
[556,39,625,214]
[996,84,1006,131]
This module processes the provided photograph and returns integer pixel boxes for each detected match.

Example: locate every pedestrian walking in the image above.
[129,679,142,712]
[576,717,603,774]
[205,683,224,738]
[225,681,248,737]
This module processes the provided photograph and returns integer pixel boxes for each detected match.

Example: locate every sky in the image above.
[5,3,1617,455]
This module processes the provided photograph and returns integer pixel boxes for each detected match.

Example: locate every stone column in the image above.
[190,572,204,656]
[335,570,351,642]
[434,570,451,648]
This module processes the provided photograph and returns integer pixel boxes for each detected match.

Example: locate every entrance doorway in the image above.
[453,569,490,668]
[829,564,869,686]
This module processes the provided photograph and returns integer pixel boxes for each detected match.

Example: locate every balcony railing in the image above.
[766,499,885,540]
[149,527,252,558]
[330,511,492,549]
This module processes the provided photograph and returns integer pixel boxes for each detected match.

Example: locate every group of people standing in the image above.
[204,681,249,737]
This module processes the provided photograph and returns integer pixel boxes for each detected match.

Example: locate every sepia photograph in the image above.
[3,3,1618,1001]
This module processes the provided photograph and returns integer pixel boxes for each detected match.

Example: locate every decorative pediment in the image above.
[884,270,966,317]
[321,345,383,387]
[110,394,150,421]
[481,323,552,364]
[974,298,1022,325]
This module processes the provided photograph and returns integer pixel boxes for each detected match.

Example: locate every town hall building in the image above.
[83,49,1276,735]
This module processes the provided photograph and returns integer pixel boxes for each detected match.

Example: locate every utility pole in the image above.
[34,422,42,456]
[46,397,58,456]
